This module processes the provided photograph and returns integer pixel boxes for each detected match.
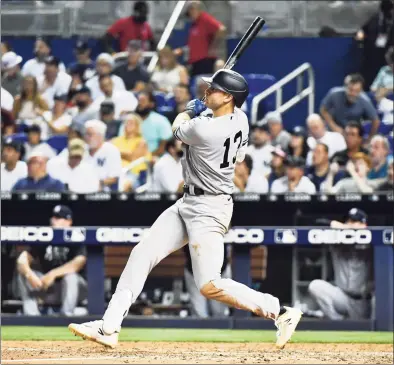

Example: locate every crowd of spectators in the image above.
[1,1,393,196]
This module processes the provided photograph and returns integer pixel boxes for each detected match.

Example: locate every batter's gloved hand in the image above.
[184,99,207,118]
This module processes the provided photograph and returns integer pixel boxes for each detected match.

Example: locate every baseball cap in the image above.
[347,208,367,224]
[96,53,114,68]
[2,51,23,69]
[252,119,269,132]
[75,39,89,52]
[271,146,286,159]
[128,40,142,51]
[264,111,282,124]
[291,126,307,137]
[3,137,23,153]
[52,205,73,220]
[68,138,85,157]
[285,155,306,168]
[74,85,91,95]
[45,55,60,67]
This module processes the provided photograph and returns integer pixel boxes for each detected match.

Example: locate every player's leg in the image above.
[60,273,83,316]
[16,270,44,316]
[184,267,209,318]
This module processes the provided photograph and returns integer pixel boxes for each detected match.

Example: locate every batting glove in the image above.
[184,99,207,118]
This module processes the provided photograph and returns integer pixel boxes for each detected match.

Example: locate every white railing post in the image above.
[251,63,315,125]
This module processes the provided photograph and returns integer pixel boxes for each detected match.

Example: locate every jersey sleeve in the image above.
[173,117,204,146]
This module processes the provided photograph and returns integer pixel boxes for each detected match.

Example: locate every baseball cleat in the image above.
[274,306,303,349]
[68,320,119,349]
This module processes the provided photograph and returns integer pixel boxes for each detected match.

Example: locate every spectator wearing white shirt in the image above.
[1,87,14,112]
[1,138,27,191]
[271,156,316,194]
[23,125,56,162]
[234,154,268,194]
[70,86,100,129]
[265,111,291,151]
[306,113,346,165]
[1,87,15,136]
[21,37,66,78]
[93,74,137,118]
[47,138,100,194]
[36,56,72,110]
[85,53,126,100]
[84,119,122,191]
[246,121,273,178]
[151,139,183,193]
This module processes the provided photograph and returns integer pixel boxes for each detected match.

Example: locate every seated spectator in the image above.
[21,37,65,78]
[16,205,87,316]
[47,138,100,193]
[331,121,368,166]
[84,119,122,191]
[92,74,137,118]
[37,56,72,109]
[320,73,380,140]
[264,111,291,151]
[86,53,126,100]
[69,86,100,129]
[288,126,308,159]
[111,113,149,192]
[371,46,394,102]
[67,39,95,83]
[13,152,64,192]
[1,51,23,97]
[234,154,269,193]
[100,101,122,139]
[323,152,384,194]
[103,1,154,53]
[43,93,72,136]
[56,124,87,160]
[151,138,183,193]
[246,121,273,178]
[376,156,393,192]
[267,147,286,188]
[68,67,84,102]
[368,135,390,179]
[271,156,316,194]
[1,138,27,192]
[13,75,49,127]
[113,40,150,93]
[151,47,189,93]
[163,83,192,123]
[23,125,56,161]
[306,113,346,165]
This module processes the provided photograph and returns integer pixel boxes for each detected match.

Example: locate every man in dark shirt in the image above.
[16,205,87,316]
[100,101,122,139]
[113,40,150,92]
[67,39,95,83]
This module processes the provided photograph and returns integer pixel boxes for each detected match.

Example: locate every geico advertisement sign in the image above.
[96,228,150,243]
[224,228,264,244]
[308,229,372,244]
[1,226,53,242]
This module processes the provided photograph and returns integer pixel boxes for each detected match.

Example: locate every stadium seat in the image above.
[47,135,68,154]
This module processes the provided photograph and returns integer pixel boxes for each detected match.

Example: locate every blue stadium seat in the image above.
[47,135,68,154]
[10,133,28,144]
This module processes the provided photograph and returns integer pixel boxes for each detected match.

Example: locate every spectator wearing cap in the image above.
[99,101,122,139]
[174,1,227,77]
[56,125,87,161]
[113,40,150,93]
[1,138,27,191]
[324,152,385,194]
[162,83,192,123]
[267,147,286,188]
[84,119,122,191]
[13,152,64,192]
[246,121,273,178]
[376,156,394,192]
[67,39,95,83]
[36,56,72,109]
[16,205,87,316]
[1,51,23,97]
[368,135,390,179]
[151,138,184,193]
[69,86,100,128]
[47,138,100,194]
[13,75,49,126]
[234,154,269,194]
[308,208,372,320]
[21,37,66,79]
[271,156,316,194]
[92,74,137,119]
[104,1,154,53]
[151,46,189,94]
[320,73,380,141]
[288,126,309,160]
[371,46,394,103]
[331,121,368,167]
[23,125,56,162]
[264,111,291,151]
[306,113,347,165]
[86,53,126,100]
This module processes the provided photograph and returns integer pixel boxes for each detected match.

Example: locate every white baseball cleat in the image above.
[274,306,303,349]
[68,320,119,349]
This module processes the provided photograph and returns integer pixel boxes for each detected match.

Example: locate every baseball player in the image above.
[69,69,302,349]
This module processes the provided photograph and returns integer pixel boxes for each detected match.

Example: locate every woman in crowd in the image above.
[287,126,309,160]
[151,47,189,93]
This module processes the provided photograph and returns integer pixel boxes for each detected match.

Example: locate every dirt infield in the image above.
[2,341,393,364]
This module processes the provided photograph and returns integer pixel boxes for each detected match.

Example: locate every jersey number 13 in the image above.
[220,130,242,169]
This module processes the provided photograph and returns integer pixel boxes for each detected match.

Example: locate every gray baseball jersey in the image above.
[174,107,249,194]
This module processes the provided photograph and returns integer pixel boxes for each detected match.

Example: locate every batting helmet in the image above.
[202,69,249,108]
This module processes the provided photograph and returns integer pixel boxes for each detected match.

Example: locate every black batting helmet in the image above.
[202,69,249,108]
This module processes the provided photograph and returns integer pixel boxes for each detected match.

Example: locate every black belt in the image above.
[184,185,205,196]
[342,290,372,300]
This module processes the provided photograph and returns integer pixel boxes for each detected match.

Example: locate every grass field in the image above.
[2,326,393,343]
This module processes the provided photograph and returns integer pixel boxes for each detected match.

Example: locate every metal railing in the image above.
[250,62,315,125]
